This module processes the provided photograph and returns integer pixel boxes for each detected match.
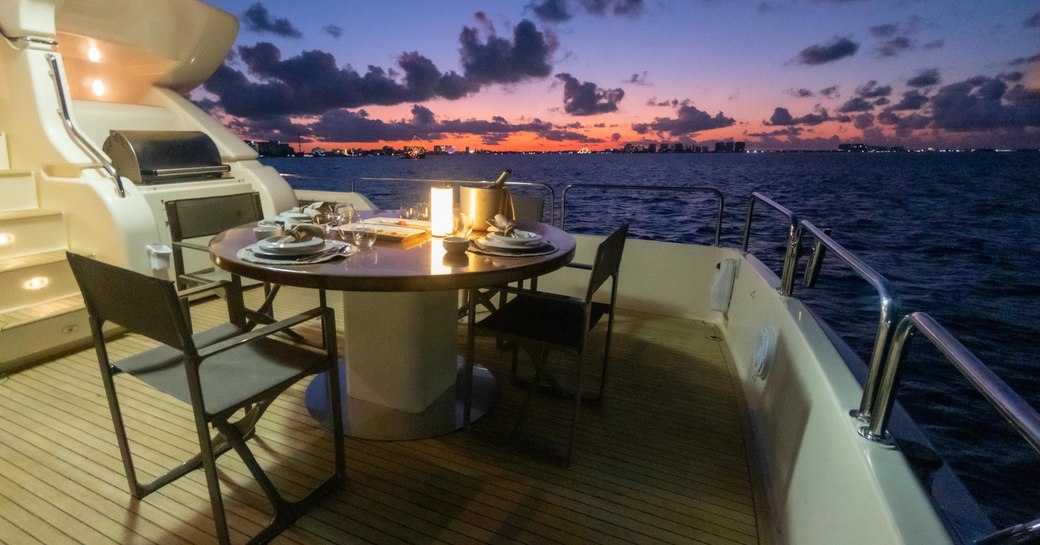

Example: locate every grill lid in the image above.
[103,130,230,185]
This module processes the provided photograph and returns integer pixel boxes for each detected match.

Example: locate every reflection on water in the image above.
[266,152,1040,528]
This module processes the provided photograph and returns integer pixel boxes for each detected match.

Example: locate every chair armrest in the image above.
[172,240,210,253]
[177,279,230,299]
[196,306,329,359]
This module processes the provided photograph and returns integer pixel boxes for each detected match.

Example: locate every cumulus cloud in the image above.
[907,68,940,88]
[581,0,643,17]
[324,25,343,38]
[931,76,1040,131]
[819,85,841,99]
[795,37,859,65]
[889,90,929,111]
[839,97,875,113]
[203,43,479,117]
[877,36,912,58]
[632,103,735,136]
[459,19,554,84]
[529,0,643,22]
[204,17,556,119]
[556,73,625,115]
[1026,12,1040,28]
[625,71,651,86]
[855,80,892,98]
[786,88,815,98]
[1009,52,1040,66]
[764,106,831,126]
[530,0,571,22]
[242,3,302,38]
[924,39,944,50]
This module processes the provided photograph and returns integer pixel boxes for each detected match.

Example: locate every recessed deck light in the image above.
[0,233,13,246]
[24,276,49,290]
[92,79,106,97]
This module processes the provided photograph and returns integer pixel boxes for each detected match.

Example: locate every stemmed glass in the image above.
[352,220,377,250]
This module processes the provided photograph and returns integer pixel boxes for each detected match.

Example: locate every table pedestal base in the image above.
[304,358,496,440]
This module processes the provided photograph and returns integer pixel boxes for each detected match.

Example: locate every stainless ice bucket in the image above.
[460,186,513,231]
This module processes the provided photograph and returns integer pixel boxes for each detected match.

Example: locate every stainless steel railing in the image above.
[45,53,126,198]
[560,184,723,246]
[743,192,800,294]
[0,24,59,48]
[743,192,899,422]
[865,312,1040,544]
[797,220,899,424]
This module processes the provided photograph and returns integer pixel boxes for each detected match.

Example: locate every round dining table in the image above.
[209,218,576,440]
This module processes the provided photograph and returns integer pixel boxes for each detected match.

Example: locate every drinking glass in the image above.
[414,202,430,221]
[452,211,472,237]
[336,203,358,225]
[352,221,377,250]
[399,204,415,220]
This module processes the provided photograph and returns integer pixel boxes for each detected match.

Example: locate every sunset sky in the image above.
[195,0,1040,152]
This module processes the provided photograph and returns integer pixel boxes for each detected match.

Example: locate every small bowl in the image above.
[442,236,470,255]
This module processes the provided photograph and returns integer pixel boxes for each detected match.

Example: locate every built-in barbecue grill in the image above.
[103,130,230,185]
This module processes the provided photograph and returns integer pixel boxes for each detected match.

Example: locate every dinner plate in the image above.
[277,211,312,222]
[257,235,326,255]
[486,230,542,246]
[477,236,550,251]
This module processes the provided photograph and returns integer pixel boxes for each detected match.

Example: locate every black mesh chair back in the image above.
[66,251,345,545]
[465,223,628,466]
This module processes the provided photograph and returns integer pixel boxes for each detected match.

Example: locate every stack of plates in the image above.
[254,236,329,257]
[476,230,553,254]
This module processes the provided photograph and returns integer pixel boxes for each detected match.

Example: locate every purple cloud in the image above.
[242,3,302,38]
[796,37,859,65]
[556,73,625,115]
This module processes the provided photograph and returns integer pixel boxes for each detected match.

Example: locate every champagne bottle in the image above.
[491,168,511,189]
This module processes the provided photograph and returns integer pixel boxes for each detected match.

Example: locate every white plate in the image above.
[478,236,549,251]
[257,236,326,255]
[486,230,542,246]
[278,211,312,222]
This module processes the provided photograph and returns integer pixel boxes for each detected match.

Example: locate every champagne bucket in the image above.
[460,186,513,231]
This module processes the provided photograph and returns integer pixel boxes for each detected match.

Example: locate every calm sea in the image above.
[263,152,1040,529]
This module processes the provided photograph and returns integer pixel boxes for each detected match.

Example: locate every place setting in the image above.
[467,214,557,257]
[239,223,357,265]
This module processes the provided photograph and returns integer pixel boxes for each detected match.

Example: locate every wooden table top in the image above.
[209,220,576,292]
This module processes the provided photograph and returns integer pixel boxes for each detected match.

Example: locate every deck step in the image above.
[0,170,38,211]
[0,294,90,374]
[0,250,79,314]
[0,209,66,259]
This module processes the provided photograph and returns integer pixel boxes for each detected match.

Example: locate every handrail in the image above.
[45,53,126,197]
[743,192,800,294]
[351,177,557,224]
[0,23,58,48]
[798,220,899,423]
[560,183,723,246]
[863,312,1040,544]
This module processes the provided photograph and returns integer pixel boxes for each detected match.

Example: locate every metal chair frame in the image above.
[66,252,345,545]
[464,224,628,466]
[164,192,283,332]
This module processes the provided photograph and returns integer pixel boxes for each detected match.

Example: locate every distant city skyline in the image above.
[196,1,1040,152]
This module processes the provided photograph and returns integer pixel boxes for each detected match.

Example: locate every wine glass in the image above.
[352,220,377,250]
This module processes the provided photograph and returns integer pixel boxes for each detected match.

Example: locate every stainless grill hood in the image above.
[103,130,230,185]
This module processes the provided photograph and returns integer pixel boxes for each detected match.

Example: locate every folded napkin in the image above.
[486,213,517,237]
[283,223,326,242]
[294,201,335,220]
